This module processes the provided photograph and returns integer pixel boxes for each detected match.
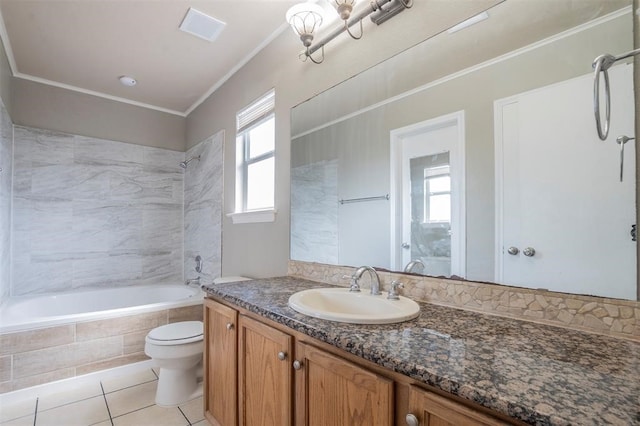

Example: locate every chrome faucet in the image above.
[403,259,425,274]
[185,276,201,287]
[352,266,381,295]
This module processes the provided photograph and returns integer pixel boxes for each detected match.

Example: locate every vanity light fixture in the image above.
[286,0,411,64]
[285,1,325,63]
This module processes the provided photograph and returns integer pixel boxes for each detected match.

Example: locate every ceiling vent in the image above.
[179,8,226,42]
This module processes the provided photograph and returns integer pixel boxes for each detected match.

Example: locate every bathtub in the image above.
[0,284,204,334]
[0,284,206,393]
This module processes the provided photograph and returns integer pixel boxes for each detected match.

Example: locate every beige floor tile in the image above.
[37,381,103,411]
[112,405,188,426]
[35,395,110,426]
[101,368,157,394]
[105,381,157,418]
[190,421,209,426]
[0,398,37,423]
[178,396,204,424]
[91,422,112,426]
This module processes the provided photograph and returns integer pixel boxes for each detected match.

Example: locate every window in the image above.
[231,90,276,223]
[423,165,451,223]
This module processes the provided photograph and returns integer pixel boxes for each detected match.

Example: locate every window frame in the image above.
[238,113,275,212]
[229,89,277,224]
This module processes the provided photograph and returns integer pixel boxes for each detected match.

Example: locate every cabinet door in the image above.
[204,299,238,426]
[407,385,509,426]
[295,342,393,426]
[238,315,293,426]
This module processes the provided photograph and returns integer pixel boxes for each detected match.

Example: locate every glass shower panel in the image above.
[410,152,451,276]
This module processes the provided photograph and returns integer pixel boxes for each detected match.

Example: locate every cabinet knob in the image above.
[292,360,303,370]
[278,351,287,361]
[226,323,234,331]
[405,413,419,426]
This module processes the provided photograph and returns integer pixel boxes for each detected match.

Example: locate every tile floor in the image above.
[0,369,207,426]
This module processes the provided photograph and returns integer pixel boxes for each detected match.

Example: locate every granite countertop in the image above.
[202,276,640,426]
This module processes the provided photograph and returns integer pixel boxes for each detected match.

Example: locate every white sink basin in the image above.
[288,287,420,324]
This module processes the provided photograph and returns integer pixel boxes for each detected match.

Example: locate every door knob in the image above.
[402,242,410,249]
[523,247,536,257]
[405,413,419,426]
[507,246,519,255]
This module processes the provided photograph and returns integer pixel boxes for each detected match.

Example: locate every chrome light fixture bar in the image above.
[286,0,412,64]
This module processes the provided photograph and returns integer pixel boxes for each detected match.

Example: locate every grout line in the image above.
[32,397,38,426]
[102,378,158,395]
[110,404,155,420]
[177,406,191,425]
[99,383,114,426]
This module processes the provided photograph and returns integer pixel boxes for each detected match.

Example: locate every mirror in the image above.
[290,0,637,300]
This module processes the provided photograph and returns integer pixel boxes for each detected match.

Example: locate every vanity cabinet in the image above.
[204,297,516,426]
[294,341,393,426]
[203,299,238,426]
[406,385,509,426]
[238,315,293,426]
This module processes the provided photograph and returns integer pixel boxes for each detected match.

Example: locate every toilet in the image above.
[145,276,251,406]
[144,321,204,406]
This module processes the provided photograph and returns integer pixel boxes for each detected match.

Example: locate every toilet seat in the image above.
[146,321,203,346]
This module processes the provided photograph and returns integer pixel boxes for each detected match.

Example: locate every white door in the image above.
[391,112,465,277]
[495,64,635,299]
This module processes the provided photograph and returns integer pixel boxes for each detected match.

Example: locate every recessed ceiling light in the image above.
[119,76,137,87]
[179,8,226,42]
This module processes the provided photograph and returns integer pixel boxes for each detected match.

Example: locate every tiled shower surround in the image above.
[184,131,223,284]
[12,126,185,295]
[0,100,11,306]
[0,126,223,393]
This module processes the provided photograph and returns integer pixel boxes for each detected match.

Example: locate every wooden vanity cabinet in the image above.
[294,341,393,426]
[407,385,510,426]
[204,299,238,426]
[204,298,517,426]
[238,315,294,426]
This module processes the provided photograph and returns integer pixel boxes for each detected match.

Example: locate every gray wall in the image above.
[11,126,185,296]
[10,79,186,151]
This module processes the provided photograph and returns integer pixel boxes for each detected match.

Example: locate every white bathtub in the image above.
[0,284,204,334]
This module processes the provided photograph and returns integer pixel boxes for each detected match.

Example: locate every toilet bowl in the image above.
[144,320,204,407]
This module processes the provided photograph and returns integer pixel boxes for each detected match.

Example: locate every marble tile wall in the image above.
[0,100,11,305]
[0,305,203,393]
[288,260,640,341]
[290,159,339,265]
[183,131,223,286]
[11,126,184,296]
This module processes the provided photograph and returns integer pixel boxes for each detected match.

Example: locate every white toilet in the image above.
[145,276,252,406]
[144,321,204,406]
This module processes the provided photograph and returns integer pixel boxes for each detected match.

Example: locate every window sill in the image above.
[227,209,277,224]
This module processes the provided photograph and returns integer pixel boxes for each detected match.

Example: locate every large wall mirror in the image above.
[290,0,637,300]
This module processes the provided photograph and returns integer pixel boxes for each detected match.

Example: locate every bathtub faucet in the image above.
[185,276,201,287]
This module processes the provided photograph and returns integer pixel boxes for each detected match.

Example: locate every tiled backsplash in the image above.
[288,260,640,341]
